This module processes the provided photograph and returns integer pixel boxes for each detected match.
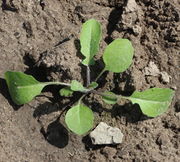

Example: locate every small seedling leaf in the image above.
[88,82,98,89]
[127,88,174,117]
[103,39,134,73]
[80,19,101,65]
[70,80,88,92]
[4,71,47,105]
[59,87,73,97]
[102,91,117,104]
[65,103,94,135]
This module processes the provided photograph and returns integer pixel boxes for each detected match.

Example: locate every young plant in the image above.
[4,19,174,135]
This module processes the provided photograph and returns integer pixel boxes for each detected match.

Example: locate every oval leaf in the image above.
[59,87,73,97]
[102,91,117,104]
[70,80,87,92]
[65,104,94,135]
[127,88,174,117]
[80,19,101,65]
[103,39,134,73]
[5,71,47,105]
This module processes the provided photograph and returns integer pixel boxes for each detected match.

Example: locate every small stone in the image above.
[156,134,169,146]
[132,25,142,36]
[175,112,180,120]
[90,122,123,145]
[126,0,138,12]
[144,61,160,76]
[177,25,180,31]
[160,71,171,83]
[14,32,21,38]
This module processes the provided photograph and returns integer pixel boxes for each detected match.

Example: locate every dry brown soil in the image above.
[0,0,180,162]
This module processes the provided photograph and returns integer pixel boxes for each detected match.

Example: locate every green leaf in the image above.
[102,91,117,104]
[126,88,174,117]
[59,87,73,97]
[80,19,101,65]
[88,82,98,89]
[103,39,134,73]
[65,103,94,135]
[70,80,87,92]
[4,71,47,105]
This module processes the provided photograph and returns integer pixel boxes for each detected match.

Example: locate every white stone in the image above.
[144,61,160,76]
[126,0,138,12]
[176,112,180,120]
[132,25,142,35]
[160,71,171,83]
[90,122,123,145]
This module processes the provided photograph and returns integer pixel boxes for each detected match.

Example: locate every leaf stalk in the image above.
[44,81,71,87]
[86,65,91,87]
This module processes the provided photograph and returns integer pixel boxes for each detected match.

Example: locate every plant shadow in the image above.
[24,52,73,83]
[33,94,81,149]
[83,98,104,114]
[2,0,18,12]
[40,117,69,148]
[105,6,123,43]
[111,103,151,124]
[23,53,50,82]
[33,101,60,118]
[33,94,80,118]
[113,72,135,96]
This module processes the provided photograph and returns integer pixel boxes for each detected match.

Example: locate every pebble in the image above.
[144,62,171,83]
[160,71,171,83]
[144,61,160,76]
[175,112,180,120]
[132,25,142,35]
[126,0,138,12]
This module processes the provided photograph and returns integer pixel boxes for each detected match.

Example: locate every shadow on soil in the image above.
[33,95,81,148]
[33,94,81,118]
[113,72,135,96]
[1,0,18,12]
[33,102,60,118]
[111,103,150,123]
[105,7,123,43]
[23,53,50,82]
[33,101,71,148]
[40,117,69,148]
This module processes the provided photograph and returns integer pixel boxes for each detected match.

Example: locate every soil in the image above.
[0,0,179,162]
